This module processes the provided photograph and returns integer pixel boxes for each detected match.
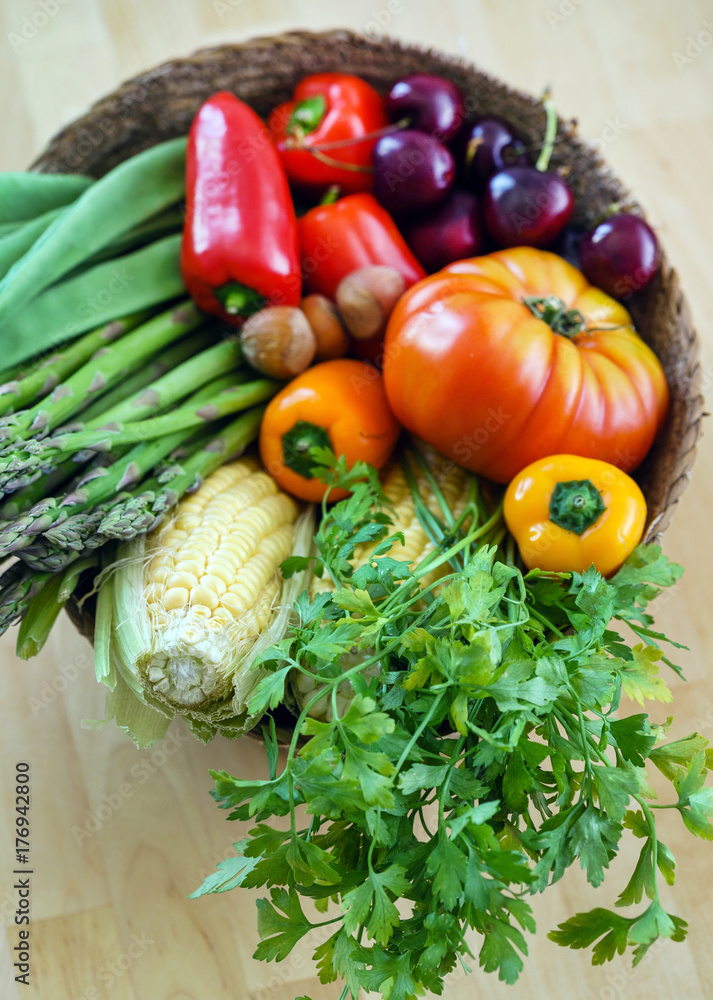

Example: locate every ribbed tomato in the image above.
[382,247,668,483]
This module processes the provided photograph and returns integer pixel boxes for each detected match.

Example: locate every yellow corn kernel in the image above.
[189,584,220,612]
[199,573,227,597]
[162,587,189,611]
[164,571,199,591]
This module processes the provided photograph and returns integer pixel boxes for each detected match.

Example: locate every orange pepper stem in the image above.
[523,294,587,338]
[549,479,606,535]
[281,420,332,479]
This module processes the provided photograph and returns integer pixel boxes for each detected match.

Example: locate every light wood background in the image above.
[1,1,713,998]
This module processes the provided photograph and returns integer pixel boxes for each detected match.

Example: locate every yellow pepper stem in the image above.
[549,479,606,535]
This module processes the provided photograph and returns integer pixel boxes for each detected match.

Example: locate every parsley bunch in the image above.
[192,450,711,998]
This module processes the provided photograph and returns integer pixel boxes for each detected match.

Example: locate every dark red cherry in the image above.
[385,73,465,144]
[579,213,660,299]
[402,191,484,272]
[458,115,529,188]
[372,130,455,215]
[484,166,574,248]
[550,224,587,269]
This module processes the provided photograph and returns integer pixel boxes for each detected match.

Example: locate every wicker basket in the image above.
[32,29,701,644]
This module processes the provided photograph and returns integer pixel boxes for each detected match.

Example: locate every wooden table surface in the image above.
[1,1,713,998]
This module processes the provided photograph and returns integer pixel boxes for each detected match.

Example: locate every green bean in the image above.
[0,172,93,225]
[0,234,185,368]
[0,207,66,281]
[62,205,185,281]
[0,222,27,238]
[0,138,186,324]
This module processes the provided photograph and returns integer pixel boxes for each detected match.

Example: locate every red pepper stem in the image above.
[535,89,558,172]
[215,282,266,318]
[320,186,341,206]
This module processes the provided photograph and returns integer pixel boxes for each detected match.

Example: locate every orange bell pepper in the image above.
[259,359,401,502]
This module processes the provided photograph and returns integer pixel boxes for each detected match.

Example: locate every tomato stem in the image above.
[523,295,587,338]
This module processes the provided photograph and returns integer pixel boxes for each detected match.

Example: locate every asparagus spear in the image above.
[0,561,50,635]
[4,378,277,481]
[0,311,151,417]
[1,431,196,558]
[0,376,258,562]
[82,337,244,430]
[0,329,223,506]
[75,328,214,427]
[0,301,204,445]
[98,407,266,540]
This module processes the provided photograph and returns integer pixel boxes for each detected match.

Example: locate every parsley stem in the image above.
[405,448,456,530]
[529,606,565,638]
[412,502,504,582]
[395,695,444,774]
[634,795,660,902]
[575,700,593,797]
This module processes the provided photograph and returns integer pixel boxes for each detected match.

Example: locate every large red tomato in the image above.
[382,247,668,483]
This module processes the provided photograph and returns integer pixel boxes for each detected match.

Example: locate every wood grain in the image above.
[1,1,713,998]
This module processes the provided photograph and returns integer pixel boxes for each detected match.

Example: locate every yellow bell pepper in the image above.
[504,454,647,577]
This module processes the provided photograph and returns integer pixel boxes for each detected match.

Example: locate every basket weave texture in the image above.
[30,29,702,644]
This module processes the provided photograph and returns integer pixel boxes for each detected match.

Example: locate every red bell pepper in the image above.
[181,91,301,324]
[268,74,388,196]
[298,193,426,300]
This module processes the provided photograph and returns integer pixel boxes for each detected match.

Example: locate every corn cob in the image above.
[293,450,472,721]
[99,458,315,744]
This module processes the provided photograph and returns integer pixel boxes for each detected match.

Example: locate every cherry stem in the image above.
[535,88,559,172]
[303,117,411,151]
[307,148,374,173]
[591,201,627,227]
